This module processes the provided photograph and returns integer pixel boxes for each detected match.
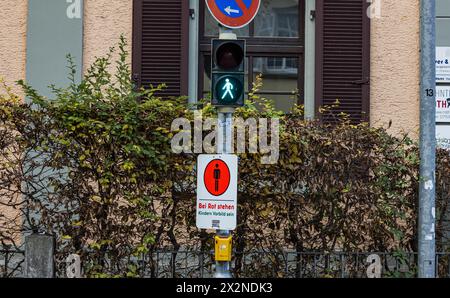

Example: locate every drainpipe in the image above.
[188,0,200,105]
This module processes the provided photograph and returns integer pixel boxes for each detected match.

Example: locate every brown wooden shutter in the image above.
[132,0,189,97]
[315,0,370,123]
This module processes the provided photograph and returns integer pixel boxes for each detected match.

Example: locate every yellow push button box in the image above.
[215,235,232,261]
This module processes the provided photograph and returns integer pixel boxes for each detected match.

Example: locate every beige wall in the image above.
[370,0,420,137]
[0,0,27,96]
[0,0,27,244]
[83,0,133,73]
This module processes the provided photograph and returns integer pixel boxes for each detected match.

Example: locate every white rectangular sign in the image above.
[436,47,450,83]
[437,125,450,150]
[196,154,238,230]
[436,86,450,123]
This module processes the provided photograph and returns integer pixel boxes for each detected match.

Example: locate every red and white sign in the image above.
[205,0,261,29]
[436,86,450,123]
[196,154,238,230]
[204,159,231,196]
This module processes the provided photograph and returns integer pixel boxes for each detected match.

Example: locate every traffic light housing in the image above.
[211,39,246,107]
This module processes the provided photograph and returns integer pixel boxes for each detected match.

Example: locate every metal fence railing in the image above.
[59,250,450,278]
[3,248,450,278]
[147,251,450,278]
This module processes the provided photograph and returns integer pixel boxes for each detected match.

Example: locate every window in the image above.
[199,0,305,113]
[437,0,450,47]
[254,5,299,37]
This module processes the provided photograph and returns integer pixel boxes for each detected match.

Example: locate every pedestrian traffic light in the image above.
[211,39,246,107]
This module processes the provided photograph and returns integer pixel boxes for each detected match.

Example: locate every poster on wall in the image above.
[436,47,450,83]
[436,86,450,122]
[437,125,450,150]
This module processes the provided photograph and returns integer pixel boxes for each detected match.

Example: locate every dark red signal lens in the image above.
[216,43,244,69]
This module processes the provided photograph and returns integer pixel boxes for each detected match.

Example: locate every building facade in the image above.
[0,0,449,139]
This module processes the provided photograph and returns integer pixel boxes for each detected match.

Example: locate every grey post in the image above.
[215,108,234,278]
[214,26,236,279]
[188,0,200,105]
[25,234,55,278]
[418,0,436,278]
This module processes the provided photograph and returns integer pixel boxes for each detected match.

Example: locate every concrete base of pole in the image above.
[25,234,55,278]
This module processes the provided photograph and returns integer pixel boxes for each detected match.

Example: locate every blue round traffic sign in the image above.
[206,0,261,29]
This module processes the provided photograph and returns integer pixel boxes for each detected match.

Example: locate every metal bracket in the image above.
[310,10,316,20]
[351,77,370,85]
[189,8,196,20]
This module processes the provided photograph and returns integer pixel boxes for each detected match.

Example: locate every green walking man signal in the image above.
[216,76,243,104]
[211,39,246,107]
[222,79,234,99]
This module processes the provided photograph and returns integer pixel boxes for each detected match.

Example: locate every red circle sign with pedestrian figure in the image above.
[206,0,261,29]
[204,159,231,196]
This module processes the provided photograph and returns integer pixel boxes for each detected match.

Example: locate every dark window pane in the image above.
[437,0,450,16]
[203,55,212,93]
[253,57,298,77]
[252,57,299,112]
[254,0,299,38]
[255,94,299,113]
[437,19,450,46]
